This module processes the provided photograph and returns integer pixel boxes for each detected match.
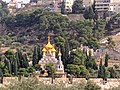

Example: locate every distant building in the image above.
[7,0,27,14]
[63,0,74,12]
[80,44,94,56]
[109,2,120,13]
[29,0,62,12]
[7,0,17,14]
[83,0,94,7]
[95,0,120,16]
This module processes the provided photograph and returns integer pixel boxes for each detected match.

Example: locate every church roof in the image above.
[51,48,56,52]
[42,36,56,52]
[45,42,54,49]
[42,48,47,52]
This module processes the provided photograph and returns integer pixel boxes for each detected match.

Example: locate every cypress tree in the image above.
[98,59,104,78]
[15,52,20,69]
[22,54,29,68]
[61,1,66,14]
[4,57,11,74]
[7,59,11,74]
[72,0,84,14]
[32,46,38,66]
[104,53,109,67]
[13,56,18,76]
[37,45,42,60]
[0,68,3,83]
[103,65,107,80]
[16,49,23,68]
[83,6,95,20]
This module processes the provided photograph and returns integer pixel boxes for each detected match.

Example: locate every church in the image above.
[38,36,65,77]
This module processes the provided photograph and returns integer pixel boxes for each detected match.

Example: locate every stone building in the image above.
[7,0,17,14]
[38,36,65,77]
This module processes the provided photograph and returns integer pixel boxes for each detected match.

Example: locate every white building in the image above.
[95,0,120,13]
[109,2,120,13]
[63,0,74,12]
[83,0,94,7]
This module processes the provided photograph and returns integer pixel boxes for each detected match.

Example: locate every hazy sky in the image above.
[3,0,30,3]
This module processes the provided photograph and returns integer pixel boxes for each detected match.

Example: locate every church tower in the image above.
[56,49,64,73]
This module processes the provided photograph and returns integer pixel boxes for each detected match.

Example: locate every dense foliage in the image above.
[0,9,106,51]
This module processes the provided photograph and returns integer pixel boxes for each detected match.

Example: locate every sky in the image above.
[3,0,30,3]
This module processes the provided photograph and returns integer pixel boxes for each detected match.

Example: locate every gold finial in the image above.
[58,48,62,56]
[48,36,50,43]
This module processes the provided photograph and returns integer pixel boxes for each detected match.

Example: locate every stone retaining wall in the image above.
[1,77,120,90]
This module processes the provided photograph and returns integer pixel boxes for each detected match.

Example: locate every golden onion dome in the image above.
[45,42,54,49]
[42,48,47,52]
[51,48,56,52]
[58,49,62,56]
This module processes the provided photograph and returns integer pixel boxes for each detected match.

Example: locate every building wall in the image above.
[109,2,120,13]
[83,0,94,7]
[95,0,120,13]
[64,0,74,12]
[95,0,110,12]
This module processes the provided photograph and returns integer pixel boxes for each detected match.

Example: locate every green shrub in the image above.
[4,73,12,77]
[85,80,101,90]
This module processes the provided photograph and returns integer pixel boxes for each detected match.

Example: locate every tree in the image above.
[87,37,100,50]
[0,61,5,84]
[37,45,42,61]
[54,36,65,48]
[69,39,80,49]
[4,58,12,74]
[4,50,14,61]
[79,65,90,78]
[93,19,106,40]
[68,49,86,65]
[61,1,66,14]
[46,63,56,76]
[83,6,95,20]
[32,46,39,66]
[98,59,104,78]
[66,64,89,78]
[13,58,18,76]
[104,53,109,67]
[102,65,110,80]
[15,49,22,69]
[85,55,98,70]
[0,68,3,83]
[72,0,84,14]
[22,54,29,68]
[66,64,80,76]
